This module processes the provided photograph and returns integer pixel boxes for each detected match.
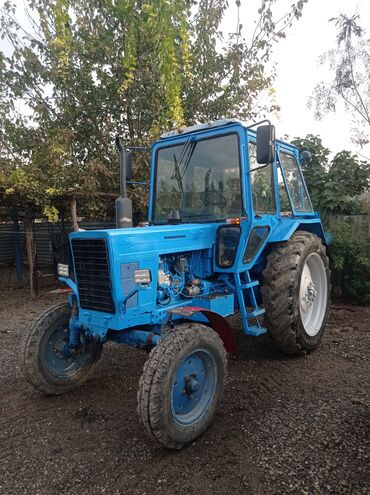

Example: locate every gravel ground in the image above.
[0,289,369,495]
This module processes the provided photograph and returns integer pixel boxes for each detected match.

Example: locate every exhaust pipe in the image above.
[115,136,133,228]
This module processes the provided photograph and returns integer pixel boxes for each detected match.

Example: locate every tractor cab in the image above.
[148,119,323,269]
[150,119,314,225]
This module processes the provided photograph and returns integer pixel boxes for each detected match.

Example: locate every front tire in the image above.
[21,303,102,395]
[261,232,330,355]
[137,323,227,449]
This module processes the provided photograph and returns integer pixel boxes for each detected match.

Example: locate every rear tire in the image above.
[137,323,227,449]
[21,303,102,395]
[261,232,330,355]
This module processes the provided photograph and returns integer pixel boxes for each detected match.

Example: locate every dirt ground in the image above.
[0,289,369,495]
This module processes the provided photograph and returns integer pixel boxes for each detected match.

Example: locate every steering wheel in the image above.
[200,190,227,209]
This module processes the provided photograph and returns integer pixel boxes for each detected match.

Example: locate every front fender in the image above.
[58,276,79,301]
[168,306,239,358]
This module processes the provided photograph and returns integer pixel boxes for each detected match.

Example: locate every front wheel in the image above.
[137,323,227,449]
[261,232,330,355]
[21,303,102,395]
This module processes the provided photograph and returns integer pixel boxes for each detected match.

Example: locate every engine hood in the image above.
[69,223,219,262]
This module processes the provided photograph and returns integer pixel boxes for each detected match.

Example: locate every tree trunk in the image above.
[25,218,38,298]
[71,196,79,232]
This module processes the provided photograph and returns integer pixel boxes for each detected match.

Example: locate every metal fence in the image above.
[0,221,115,268]
[1,215,369,271]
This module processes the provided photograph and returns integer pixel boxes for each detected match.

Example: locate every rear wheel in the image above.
[261,232,330,355]
[137,323,227,449]
[21,303,102,395]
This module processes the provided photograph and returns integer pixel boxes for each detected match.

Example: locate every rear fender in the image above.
[268,218,330,245]
[168,306,239,358]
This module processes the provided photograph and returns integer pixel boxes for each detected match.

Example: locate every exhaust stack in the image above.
[115,136,133,228]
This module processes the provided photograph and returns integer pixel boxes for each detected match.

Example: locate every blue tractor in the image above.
[22,119,330,449]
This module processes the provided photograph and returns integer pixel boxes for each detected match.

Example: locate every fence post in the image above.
[25,217,38,298]
[11,208,23,286]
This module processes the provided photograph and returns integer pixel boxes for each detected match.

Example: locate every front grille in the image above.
[71,238,115,313]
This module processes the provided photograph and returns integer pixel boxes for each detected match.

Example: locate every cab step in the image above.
[246,307,265,318]
[234,271,266,337]
[245,325,267,336]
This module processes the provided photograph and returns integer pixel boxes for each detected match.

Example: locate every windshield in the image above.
[153,134,242,224]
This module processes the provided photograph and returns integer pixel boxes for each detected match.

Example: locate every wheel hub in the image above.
[44,325,95,378]
[185,375,200,396]
[171,349,217,425]
[304,282,316,307]
[299,252,328,337]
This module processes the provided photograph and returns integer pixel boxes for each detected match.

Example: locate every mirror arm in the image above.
[246,119,272,130]
[126,146,150,151]
[249,162,272,172]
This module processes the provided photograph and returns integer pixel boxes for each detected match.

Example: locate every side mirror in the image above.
[126,151,132,181]
[300,150,312,166]
[256,124,275,164]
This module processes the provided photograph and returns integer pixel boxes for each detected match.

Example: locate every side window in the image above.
[216,225,241,267]
[243,226,270,263]
[279,152,312,212]
[277,165,291,213]
[249,143,276,214]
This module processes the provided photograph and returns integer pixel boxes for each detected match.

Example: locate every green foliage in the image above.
[291,135,329,214]
[0,0,308,221]
[330,221,370,305]
[292,135,370,305]
[251,166,274,213]
[292,135,370,219]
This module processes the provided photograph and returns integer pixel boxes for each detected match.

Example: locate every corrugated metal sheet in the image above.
[0,221,115,267]
[34,222,54,265]
[0,223,25,265]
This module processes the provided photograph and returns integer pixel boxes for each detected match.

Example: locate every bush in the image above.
[329,221,370,305]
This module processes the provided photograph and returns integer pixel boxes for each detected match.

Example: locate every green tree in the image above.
[291,135,330,211]
[292,135,370,217]
[184,0,309,123]
[330,221,370,305]
[0,0,308,222]
[293,135,370,305]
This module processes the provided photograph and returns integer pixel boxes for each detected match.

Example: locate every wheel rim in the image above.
[171,349,217,426]
[42,324,94,379]
[299,252,328,337]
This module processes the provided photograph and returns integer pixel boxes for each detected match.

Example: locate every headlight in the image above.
[57,263,70,277]
[134,269,151,284]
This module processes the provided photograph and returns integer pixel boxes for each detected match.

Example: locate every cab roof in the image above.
[160,118,246,140]
[159,118,298,155]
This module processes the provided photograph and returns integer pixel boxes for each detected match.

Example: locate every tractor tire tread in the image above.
[21,302,101,395]
[137,323,226,449]
[261,231,330,355]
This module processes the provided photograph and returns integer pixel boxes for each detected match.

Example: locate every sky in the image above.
[1,0,369,158]
[224,0,370,157]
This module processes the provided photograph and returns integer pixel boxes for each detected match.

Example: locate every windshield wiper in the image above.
[170,137,196,204]
[171,153,185,200]
[179,138,196,179]
[168,137,197,223]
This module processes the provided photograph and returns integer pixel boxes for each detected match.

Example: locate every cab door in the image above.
[276,145,314,216]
